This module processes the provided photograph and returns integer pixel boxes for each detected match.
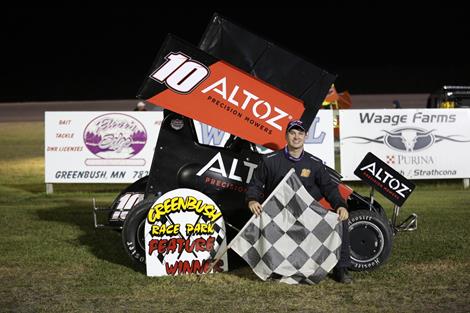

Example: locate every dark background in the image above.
[3,5,469,102]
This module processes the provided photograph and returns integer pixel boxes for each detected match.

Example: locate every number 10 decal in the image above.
[150,52,210,94]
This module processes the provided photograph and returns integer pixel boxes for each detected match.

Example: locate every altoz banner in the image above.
[354,152,416,206]
[145,188,228,276]
[340,109,470,180]
[138,35,305,151]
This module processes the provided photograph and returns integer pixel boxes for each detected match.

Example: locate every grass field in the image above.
[0,121,469,312]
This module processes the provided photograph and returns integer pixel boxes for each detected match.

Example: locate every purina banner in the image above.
[340,109,470,180]
[45,111,335,183]
[138,35,318,151]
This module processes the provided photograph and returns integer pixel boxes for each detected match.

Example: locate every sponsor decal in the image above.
[139,37,305,150]
[300,169,311,177]
[109,193,144,221]
[354,152,415,206]
[170,118,184,130]
[83,113,147,166]
[145,188,228,276]
[196,152,258,185]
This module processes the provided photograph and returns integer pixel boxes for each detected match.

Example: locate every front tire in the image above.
[348,210,393,271]
[121,198,156,271]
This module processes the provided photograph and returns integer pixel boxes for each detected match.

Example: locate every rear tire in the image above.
[348,209,393,271]
[121,198,156,271]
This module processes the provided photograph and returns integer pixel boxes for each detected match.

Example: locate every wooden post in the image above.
[46,183,54,194]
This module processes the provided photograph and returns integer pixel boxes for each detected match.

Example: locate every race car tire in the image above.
[121,198,156,271]
[348,209,393,272]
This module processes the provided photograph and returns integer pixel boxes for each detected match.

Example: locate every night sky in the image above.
[3,5,470,102]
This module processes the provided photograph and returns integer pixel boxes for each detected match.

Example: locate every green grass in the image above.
[0,122,469,312]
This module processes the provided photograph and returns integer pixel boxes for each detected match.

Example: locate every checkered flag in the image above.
[230,169,342,284]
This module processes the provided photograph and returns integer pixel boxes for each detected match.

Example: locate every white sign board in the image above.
[45,110,335,183]
[340,109,470,180]
[194,110,335,167]
[45,112,163,183]
[145,188,228,276]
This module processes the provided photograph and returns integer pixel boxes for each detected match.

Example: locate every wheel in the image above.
[348,209,393,271]
[121,198,156,271]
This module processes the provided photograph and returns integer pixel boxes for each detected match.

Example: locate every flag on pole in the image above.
[230,169,342,284]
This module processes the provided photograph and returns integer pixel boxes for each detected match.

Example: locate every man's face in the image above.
[286,128,306,149]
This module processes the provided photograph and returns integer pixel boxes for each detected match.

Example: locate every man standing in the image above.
[246,119,352,283]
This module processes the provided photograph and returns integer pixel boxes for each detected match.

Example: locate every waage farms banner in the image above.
[340,109,470,180]
[138,35,305,151]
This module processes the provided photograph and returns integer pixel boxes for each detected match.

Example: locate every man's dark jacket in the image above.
[245,150,347,211]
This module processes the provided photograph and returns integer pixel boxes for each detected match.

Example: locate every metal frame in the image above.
[93,198,123,230]
[368,187,417,233]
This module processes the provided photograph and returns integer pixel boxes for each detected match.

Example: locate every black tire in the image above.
[348,209,393,272]
[121,198,156,271]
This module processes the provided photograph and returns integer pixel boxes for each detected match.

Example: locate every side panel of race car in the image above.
[143,111,261,236]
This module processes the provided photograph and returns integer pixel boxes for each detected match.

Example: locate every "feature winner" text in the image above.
[147,196,222,223]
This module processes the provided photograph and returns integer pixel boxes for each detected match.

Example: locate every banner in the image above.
[354,152,416,206]
[138,35,305,151]
[45,112,163,183]
[145,188,228,276]
[340,109,470,180]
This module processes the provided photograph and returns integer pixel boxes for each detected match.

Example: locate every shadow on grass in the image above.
[3,183,46,194]
[3,183,127,195]
[34,195,277,280]
[36,197,138,271]
[35,197,254,276]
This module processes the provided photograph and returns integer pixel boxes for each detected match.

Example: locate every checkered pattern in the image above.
[231,169,342,284]
[199,211,227,259]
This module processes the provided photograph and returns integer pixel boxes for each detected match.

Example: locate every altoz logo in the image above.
[151,52,291,132]
[200,76,290,131]
[196,152,258,184]
[360,162,412,198]
[345,127,470,153]
[150,52,210,94]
